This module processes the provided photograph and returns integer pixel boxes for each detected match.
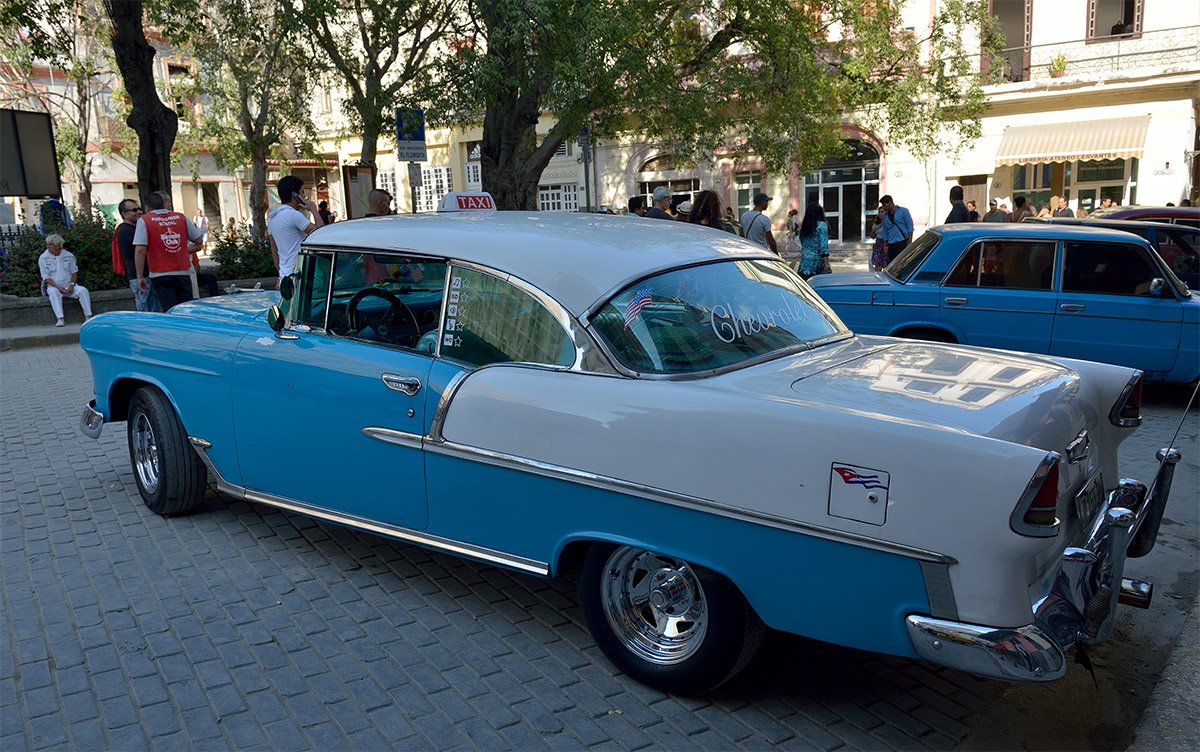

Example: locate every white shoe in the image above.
[55,319,64,327]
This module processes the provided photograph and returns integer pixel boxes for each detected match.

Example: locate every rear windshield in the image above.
[884,231,941,283]
[590,259,847,374]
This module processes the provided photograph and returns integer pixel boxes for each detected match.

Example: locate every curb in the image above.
[0,327,82,352]
[1129,598,1200,751]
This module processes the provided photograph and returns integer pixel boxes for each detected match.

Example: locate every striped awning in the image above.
[995,116,1149,166]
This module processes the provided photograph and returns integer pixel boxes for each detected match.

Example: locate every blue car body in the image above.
[809,224,1200,382]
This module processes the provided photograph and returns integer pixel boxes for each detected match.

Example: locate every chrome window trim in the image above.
[423,438,955,565]
[187,436,549,576]
[580,256,780,322]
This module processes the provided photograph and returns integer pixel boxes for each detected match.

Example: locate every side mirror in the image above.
[267,305,285,331]
[1148,278,1165,295]
[279,275,295,300]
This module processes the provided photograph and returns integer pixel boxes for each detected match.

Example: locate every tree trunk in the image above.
[103,0,176,208]
[359,113,379,169]
[248,152,269,241]
[74,77,93,214]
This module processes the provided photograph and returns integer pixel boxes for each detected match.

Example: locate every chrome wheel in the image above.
[600,546,708,665]
[132,411,160,494]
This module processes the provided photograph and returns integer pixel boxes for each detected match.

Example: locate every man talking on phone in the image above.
[267,175,325,287]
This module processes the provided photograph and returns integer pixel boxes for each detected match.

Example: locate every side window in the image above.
[293,253,333,328]
[1155,229,1199,287]
[440,266,574,368]
[326,251,447,349]
[1062,242,1158,295]
[944,241,1054,290]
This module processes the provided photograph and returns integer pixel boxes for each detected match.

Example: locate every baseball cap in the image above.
[989,199,997,206]
[676,200,693,214]
[753,192,771,204]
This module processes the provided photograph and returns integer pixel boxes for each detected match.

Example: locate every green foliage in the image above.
[209,226,276,280]
[0,209,123,296]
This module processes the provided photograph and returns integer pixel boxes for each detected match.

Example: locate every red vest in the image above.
[143,211,191,272]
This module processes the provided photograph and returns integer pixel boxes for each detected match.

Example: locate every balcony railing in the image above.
[988,25,1199,83]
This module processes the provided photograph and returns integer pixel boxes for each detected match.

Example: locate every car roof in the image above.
[303,212,774,315]
[929,222,1156,244]
[1040,217,1200,233]
[1090,205,1200,220]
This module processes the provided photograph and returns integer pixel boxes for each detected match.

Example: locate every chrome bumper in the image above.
[907,446,1180,682]
[80,400,104,440]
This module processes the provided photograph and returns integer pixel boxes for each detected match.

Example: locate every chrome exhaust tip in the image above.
[1119,578,1153,609]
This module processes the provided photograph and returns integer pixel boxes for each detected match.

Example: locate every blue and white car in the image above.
[809,224,1200,383]
[80,195,1181,694]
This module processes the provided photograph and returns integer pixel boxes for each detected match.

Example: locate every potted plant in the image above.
[1049,53,1068,78]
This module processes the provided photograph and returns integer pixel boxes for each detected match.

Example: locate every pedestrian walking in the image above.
[869,213,888,271]
[945,185,971,224]
[645,187,673,220]
[782,208,802,268]
[740,193,778,254]
[878,195,913,263]
[267,175,324,285]
[134,190,206,312]
[796,202,831,280]
[111,198,158,312]
[318,200,334,224]
[192,209,209,245]
[983,199,1007,222]
[39,233,92,326]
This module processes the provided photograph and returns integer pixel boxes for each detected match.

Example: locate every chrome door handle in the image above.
[1060,303,1085,312]
[944,297,967,306]
[382,374,421,396]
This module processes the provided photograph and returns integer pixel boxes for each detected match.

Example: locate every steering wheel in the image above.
[346,287,420,347]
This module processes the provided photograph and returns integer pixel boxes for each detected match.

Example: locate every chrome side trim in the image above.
[362,427,424,450]
[188,436,212,449]
[80,400,104,440]
[1009,451,1062,538]
[429,368,473,443]
[187,440,549,576]
[423,439,956,564]
[919,561,959,620]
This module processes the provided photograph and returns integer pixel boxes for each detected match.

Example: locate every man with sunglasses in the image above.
[112,198,158,311]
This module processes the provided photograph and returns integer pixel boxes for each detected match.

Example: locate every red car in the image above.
[1090,205,1199,229]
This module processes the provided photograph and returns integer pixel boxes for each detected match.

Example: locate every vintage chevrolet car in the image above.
[809,224,1200,383]
[80,195,1181,694]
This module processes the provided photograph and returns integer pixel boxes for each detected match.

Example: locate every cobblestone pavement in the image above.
[2,345,1197,751]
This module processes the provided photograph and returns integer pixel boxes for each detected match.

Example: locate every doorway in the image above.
[804,140,881,243]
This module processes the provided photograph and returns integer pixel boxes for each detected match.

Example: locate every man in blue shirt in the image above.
[878,195,914,263]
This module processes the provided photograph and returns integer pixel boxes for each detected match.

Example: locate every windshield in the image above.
[590,259,847,374]
[884,231,941,283]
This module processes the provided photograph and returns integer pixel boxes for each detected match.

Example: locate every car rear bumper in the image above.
[906,447,1181,682]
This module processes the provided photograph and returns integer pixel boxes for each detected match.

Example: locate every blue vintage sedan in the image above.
[809,224,1200,383]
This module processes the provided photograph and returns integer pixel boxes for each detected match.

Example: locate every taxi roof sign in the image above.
[437,192,496,213]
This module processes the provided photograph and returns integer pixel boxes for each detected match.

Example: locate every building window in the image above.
[376,169,397,199]
[416,166,453,212]
[734,171,763,218]
[552,141,572,158]
[1089,0,1141,39]
[465,162,482,191]
[537,184,579,212]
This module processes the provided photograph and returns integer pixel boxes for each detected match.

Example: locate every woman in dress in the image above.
[797,202,831,280]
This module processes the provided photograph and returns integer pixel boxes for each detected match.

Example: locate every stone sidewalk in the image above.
[2,344,1196,751]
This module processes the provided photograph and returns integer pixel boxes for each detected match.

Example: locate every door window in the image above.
[944,241,1055,290]
[324,251,447,348]
[440,266,574,368]
[1154,228,1199,288]
[1062,241,1158,295]
[292,252,334,328]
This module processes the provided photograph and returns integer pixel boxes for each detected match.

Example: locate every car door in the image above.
[231,250,446,530]
[938,238,1057,352]
[1051,239,1183,374]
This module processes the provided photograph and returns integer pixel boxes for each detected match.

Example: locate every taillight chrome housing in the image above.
[1011,453,1062,537]
[1109,371,1144,428]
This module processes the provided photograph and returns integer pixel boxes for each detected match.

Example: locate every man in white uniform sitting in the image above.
[39,233,93,326]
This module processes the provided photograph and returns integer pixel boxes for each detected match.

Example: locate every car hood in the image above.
[807,271,891,288]
[169,290,279,326]
[720,336,1095,452]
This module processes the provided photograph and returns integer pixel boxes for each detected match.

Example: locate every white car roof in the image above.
[303,212,775,315]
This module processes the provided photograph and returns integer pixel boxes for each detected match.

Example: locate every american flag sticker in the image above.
[624,288,653,329]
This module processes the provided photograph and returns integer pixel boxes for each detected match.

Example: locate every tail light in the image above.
[1011,453,1061,537]
[1109,372,1144,427]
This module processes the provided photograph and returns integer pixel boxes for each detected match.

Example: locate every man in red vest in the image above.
[134,190,205,311]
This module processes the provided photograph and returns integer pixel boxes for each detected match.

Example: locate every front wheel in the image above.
[126,387,207,516]
[579,544,764,694]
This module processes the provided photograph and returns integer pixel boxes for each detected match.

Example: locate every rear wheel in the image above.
[126,387,207,515]
[579,544,763,694]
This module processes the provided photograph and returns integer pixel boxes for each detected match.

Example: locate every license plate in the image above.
[1074,472,1104,522]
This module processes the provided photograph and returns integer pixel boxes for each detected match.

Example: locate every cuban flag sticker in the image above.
[828,463,890,526]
